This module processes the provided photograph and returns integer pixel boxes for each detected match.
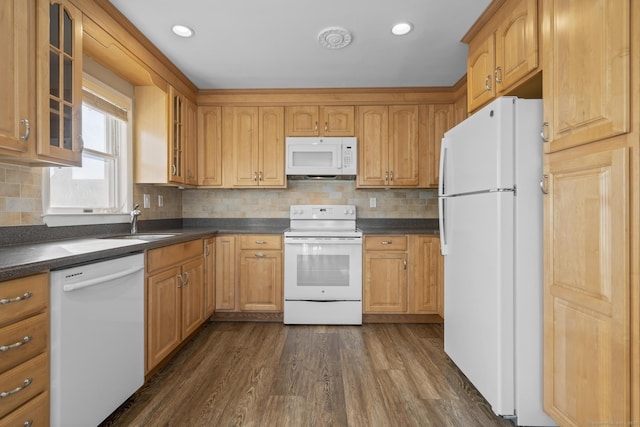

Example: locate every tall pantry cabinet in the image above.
[540,0,638,425]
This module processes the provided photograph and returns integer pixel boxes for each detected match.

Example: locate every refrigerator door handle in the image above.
[438,138,448,196]
[438,196,449,255]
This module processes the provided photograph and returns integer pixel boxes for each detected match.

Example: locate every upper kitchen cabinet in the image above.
[465,0,539,112]
[134,84,197,185]
[197,106,222,187]
[424,104,454,188]
[541,0,629,152]
[285,106,354,137]
[357,105,419,188]
[0,0,82,166]
[224,106,286,188]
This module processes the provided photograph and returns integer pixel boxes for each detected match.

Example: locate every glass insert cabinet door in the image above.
[37,0,82,166]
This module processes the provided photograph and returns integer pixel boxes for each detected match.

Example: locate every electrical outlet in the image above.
[158,195,164,207]
[369,197,376,208]
[143,194,150,209]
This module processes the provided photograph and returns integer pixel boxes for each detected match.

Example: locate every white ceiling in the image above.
[108,0,492,90]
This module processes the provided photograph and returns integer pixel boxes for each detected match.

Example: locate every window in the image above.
[43,74,133,226]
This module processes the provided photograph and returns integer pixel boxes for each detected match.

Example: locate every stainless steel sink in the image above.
[102,233,179,241]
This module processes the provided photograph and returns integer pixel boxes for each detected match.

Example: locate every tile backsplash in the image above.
[182,180,438,219]
[1,165,437,227]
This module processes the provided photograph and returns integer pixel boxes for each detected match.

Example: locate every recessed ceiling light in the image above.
[391,22,413,36]
[172,24,194,38]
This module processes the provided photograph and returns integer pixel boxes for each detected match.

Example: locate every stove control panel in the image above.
[290,204,356,220]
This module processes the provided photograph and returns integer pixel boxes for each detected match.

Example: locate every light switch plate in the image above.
[369,197,376,208]
[143,194,150,209]
[158,195,164,207]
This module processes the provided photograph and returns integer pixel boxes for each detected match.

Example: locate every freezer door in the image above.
[443,191,515,416]
[442,97,515,195]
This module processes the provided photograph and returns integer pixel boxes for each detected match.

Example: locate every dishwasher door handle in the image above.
[63,265,144,292]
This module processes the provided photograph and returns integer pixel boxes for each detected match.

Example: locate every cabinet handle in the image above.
[253,172,258,181]
[172,164,178,176]
[183,271,190,286]
[389,171,393,181]
[403,258,407,270]
[385,171,389,182]
[177,274,184,288]
[540,174,549,195]
[485,75,492,91]
[255,253,266,257]
[381,241,393,245]
[494,66,503,84]
[19,119,30,141]
[255,240,267,244]
[314,121,318,132]
[259,171,263,181]
[541,122,550,142]
[324,122,328,132]
[0,378,32,399]
[0,292,32,305]
[0,336,31,352]
[23,421,33,427]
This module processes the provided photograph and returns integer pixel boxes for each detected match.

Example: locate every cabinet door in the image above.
[321,106,354,136]
[258,106,285,187]
[364,251,407,313]
[542,0,629,152]
[36,0,82,166]
[467,33,495,112]
[0,0,33,155]
[204,238,215,318]
[285,106,318,136]
[494,0,538,92]
[357,105,389,187]
[147,267,181,372]
[197,106,222,186]
[409,236,441,314]
[389,105,419,187]
[229,106,259,186]
[168,86,185,184]
[543,146,629,426]
[184,97,198,186]
[426,104,453,188]
[215,236,236,311]
[181,257,204,338]
[238,250,283,312]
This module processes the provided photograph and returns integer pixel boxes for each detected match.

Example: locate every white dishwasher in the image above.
[50,253,145,427]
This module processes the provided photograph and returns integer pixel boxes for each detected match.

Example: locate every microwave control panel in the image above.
[342,141,357,174]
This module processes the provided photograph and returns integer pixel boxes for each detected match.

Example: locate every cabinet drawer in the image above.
[364,236,407,251]
[0,312,48,374]
[147,239,203,273]
[0,352,48,419]
[239,235,282,250]
[0,273,48,327]
[0,391,49,427]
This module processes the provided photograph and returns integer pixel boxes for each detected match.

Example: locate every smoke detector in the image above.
[317,27,353,49]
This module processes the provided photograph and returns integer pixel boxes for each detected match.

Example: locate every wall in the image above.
[182,181,438,219]
[0,163,43,226]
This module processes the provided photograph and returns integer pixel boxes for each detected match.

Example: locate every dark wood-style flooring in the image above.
[101,322,514,427]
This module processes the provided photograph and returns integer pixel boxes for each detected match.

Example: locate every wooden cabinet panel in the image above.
[0,312,48,373]
[409,236,441,314]
[286,106,354,136]
[542,0,629,152]
[0,390,49,427]
[259,106,285,187]
[364,235,407,251]
[204,238,215,318]
[238,249,282,312]
[0,352,48,418]
[197,106,222,186]
[0,272,48,326]
[467,33,496,112]
[426,104,454,188]
[215,235,236,311]
[357,105,389,187]
[389,105,419,187]
[228,106,259,186]
[146,266,181,371]
[0,0,33,157]
[184,97,198,185]
[181,257,204,338]
[544,146,629,425]
[239,234,282,250]
[364,252,407,313]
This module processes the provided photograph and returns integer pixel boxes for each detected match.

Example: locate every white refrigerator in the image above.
[438,97,555,426]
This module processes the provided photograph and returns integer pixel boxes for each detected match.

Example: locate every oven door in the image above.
[284,237,362,301]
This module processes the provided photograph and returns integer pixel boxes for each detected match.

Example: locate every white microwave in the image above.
[285,137,357,176]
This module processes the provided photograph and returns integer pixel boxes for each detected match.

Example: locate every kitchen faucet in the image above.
[130,203,142,234]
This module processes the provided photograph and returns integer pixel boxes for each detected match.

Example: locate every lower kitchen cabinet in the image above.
[204,237,216,318]
[146,239,205,373]
[0,272,50,425]
[215,234,283,315]
[363,235,443,318]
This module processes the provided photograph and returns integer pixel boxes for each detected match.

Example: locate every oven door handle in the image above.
[285,239,362,245]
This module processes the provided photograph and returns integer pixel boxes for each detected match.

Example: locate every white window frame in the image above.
[42,74,133,227]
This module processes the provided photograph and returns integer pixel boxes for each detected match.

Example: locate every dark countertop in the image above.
[0,218,439,282]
